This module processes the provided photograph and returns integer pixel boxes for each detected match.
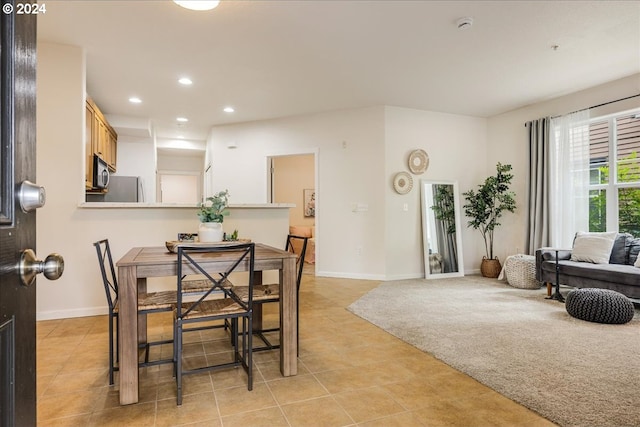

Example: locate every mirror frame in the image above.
[420,179,465,279]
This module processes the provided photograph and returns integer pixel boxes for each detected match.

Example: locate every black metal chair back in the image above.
[286,234,309,290]
[94,239,118,312]
[94,238,175,385]
[174,242,256,404]
[176,243,255,316]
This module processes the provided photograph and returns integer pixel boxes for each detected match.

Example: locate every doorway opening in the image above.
[157,172,201,203]
[268,152,317,275]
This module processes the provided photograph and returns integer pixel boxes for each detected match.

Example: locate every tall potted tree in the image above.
[197,189,230,242]
[462,163,516,277]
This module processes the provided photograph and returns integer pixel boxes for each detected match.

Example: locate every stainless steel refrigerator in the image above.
[104,176,144,202]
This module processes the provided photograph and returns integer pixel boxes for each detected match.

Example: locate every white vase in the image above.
[198,222,224,242]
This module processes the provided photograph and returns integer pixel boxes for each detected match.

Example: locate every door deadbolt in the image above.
[18,249,64,287]
[19,180,46,212]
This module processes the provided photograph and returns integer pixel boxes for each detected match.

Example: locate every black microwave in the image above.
[93,155,110,189]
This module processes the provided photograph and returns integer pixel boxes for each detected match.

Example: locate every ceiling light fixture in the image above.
[223,106,235,113]
[456,17,473,30]
[178,77,193,85]
[177,117,189,123]
[173,1,220,11]
[129,97,142,104]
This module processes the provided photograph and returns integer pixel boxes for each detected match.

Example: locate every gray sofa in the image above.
[535,233,640,299]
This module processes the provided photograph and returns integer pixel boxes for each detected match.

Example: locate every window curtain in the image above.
[549,110,590,248]
[525,117,551,254]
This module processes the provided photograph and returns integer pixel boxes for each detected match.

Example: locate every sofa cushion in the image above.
[541,260,640,287]
[609,233,632,264]
[570,231,617,264]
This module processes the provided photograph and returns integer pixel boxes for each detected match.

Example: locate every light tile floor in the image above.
[37,275,557,426]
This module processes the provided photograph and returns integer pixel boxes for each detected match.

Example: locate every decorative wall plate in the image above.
[393,171,413,194]
[408,149,429,175]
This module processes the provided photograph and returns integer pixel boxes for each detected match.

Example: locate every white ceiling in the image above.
[38,1,640,143]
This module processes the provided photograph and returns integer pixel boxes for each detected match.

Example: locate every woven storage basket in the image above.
[504,254,540,289]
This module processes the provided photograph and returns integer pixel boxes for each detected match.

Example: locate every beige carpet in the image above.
[347,276,640,427]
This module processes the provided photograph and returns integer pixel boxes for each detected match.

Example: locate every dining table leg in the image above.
[118,265,139,405]
[280,256,297,376]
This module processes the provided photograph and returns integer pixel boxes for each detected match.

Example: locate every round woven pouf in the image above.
[504,254,540,289]
[565,288,635,324]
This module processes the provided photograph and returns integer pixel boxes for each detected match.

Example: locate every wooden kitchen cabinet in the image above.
[85,97,117,190]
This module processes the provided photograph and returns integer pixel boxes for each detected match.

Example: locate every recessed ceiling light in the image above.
[174,1,219,11]
[177,117,189,123]
[178,77,193,85]
[223,107,235,113]
[129,97,142,104]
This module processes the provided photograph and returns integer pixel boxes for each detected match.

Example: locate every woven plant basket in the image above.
[480,257,502,278]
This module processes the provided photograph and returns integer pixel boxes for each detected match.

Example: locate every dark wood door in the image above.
[0,6,38,426]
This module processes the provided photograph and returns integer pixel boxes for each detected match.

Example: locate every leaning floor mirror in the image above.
[420,180,464,278]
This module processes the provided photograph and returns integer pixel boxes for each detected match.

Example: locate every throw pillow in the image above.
[609,233,631,264]
[570,231,618,264]
[627,238,640,266]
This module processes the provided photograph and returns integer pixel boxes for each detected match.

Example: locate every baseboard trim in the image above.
[315,271,386,281]
[37,306,107,321]
[315,271,425,281]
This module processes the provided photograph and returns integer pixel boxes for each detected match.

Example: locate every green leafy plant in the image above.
[197,190,230,223]
[462,163,516,259]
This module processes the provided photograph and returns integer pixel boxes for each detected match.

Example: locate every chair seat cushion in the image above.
[177,298,247,320]
[138,291,176,311]
[565,288,635,324]
[232,284,279,302]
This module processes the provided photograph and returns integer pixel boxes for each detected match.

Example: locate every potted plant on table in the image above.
[462,163,516,278]
[197,189,230,242]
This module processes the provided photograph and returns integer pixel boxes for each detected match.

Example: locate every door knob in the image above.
[18,249,64,287]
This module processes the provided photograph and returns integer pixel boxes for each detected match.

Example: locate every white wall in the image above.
[205,106,490,279]
[157,152,204,171]
[36,42,639,319]
[273,154,315,227]
[207,107,387,279]
[115,138,157,202]
[384,106,488,278]
[487,73,640,262]
[35,43,288,320]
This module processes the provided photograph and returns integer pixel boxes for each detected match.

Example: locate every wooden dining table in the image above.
[116,243,298,405]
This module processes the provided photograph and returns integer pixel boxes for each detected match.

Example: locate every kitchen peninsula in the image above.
[78,203,294,249]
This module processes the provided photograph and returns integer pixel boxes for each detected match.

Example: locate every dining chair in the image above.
[231,234,308,352]
[93,239,176,385]
[174,243,255,405]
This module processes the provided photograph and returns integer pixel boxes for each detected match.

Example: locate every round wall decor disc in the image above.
[393,171,413,194]
[408,149,429,174]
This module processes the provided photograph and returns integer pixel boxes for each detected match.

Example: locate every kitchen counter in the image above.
[78,202,295,209]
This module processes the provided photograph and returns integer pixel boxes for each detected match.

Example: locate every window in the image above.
[588,111,640,236]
